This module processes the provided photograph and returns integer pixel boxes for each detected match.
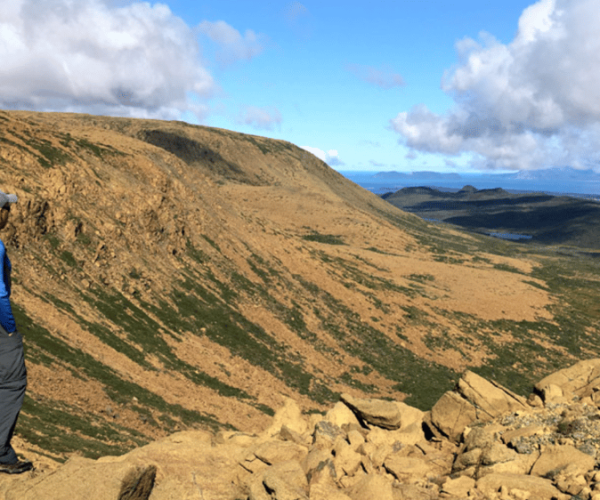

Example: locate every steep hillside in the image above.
[0,110,598,463]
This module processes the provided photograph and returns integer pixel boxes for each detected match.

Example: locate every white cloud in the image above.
[238,105,282,130]
[390,0,600,171]
[347,64,405,89]
[0,0,216,120]
[300,146,344,166]
[198,20,266,67]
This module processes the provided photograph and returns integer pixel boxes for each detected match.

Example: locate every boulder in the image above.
[309,484,353,500]
[383,455,434,484]
[476,473,562,500]
[441,476,476,497]
[530,444,595,478]
[429,391,477,442]
[457,370,528,420]
[539,383,567,403]
[345,474,395,500]
[501,425,544,446]
[393,483,439,500]
[346,429,365,450]
[1,457,156,500]
[304,456,337,488]
[263,398,309,438]
[253,440,308,466]
[340,394,402,430]
[312,421,345,451]
[333,441,363,478]
[535,359,600,402]
[98,430,247,500]
[481,451,540,476]
[280,425,307,445]
[325,402,362,428]
[262,460,309,500]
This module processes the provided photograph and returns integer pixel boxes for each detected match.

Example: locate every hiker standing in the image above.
[0,191,32,474]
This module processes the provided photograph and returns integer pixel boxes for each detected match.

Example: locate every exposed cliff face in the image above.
[0,110,598,462]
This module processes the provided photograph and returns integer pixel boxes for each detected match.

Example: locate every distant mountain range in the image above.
[372,170,462,181]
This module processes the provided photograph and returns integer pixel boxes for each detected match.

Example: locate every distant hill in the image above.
[383,184,600,249]
[1,110,600,464]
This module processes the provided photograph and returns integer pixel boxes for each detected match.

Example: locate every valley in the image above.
[0,110,598,463]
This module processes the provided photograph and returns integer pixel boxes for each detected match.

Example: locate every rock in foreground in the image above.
[5,359,600,499]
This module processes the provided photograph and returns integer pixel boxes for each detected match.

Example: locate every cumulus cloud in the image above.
[390,0,600,171]
[198,20,266,67]
[238,105,282,130]
[0,0,216,120]
[300,146,344,166]
[347,64,405,89]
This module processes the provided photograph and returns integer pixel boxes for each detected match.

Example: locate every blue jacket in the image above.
[0,239,16,333]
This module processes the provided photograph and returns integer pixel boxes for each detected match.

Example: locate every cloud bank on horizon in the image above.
[391,0,600,171]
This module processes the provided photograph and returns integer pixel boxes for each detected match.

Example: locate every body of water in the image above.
[339,170,600,201]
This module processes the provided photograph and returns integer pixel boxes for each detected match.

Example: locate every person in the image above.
[0,191,32,474]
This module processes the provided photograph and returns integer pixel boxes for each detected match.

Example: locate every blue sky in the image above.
[2,0,600,174]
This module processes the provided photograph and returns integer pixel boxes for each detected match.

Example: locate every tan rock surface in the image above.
[383,455,435,483]
[530,444,595,478]
[1,457,156,500]
[535,359,600,401]
[457,371,528,420]
[345,474,395,500]
[325,402,362,429]
[262,460,309,500]
[340,394,402,430]
[5,363,600,500]
[441,475,476,497]
[309,484,353,500]
[476,473,562,500]
[430,391,477,442]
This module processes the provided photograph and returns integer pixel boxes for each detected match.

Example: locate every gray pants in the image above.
[0,328,27,464]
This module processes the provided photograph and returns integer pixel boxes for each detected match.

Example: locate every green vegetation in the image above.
[59,133,125,159]
[25,137,72,168]
[14,303,230,458]
[298,277,457,409]
[302,232,346,245]
[59,250,78,267]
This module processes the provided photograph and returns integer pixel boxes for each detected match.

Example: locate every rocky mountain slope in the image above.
[3,358,600,499]
[0,110,599,463]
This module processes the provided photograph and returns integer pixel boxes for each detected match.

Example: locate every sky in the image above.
[2,0,600,174]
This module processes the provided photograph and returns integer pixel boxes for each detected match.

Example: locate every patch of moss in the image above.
[18,395,147,459]
[59,250,78,267]
[302,233,346,245]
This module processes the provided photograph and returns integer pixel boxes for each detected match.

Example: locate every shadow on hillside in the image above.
[139,129,262,185]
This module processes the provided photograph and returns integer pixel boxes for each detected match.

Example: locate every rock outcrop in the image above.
[5,359,600,499]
